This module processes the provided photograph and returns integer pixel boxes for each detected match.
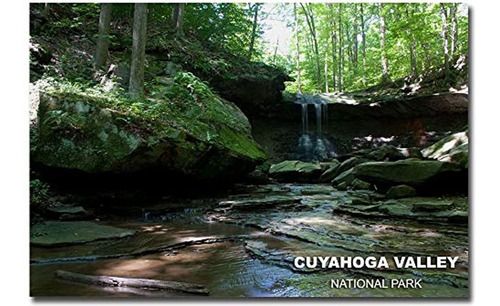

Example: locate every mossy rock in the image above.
[318,160,341,183]
[421,131,468,166]
[268,160,321,182]
[351,179,371,190]
[386,185,417,199]
[34,74,267,182]
[332,168,356,187]
[352,159,462,190]
[30,221,135,247]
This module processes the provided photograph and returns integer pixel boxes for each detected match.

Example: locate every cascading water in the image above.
[322,101,328,122]
[314,104,322,134]
[301,103,308,132]
[295,94,337,162]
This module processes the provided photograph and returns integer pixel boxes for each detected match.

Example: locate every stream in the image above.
[30,183,468,297]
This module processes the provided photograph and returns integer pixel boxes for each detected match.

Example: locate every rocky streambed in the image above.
[31,179,468,297]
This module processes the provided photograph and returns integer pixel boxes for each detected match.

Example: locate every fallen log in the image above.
[54,270,209,295]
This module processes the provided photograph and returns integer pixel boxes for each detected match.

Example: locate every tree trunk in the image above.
[175,3,185,36]
[129,3,148,98]
[440,3,449,66]
[360,3,366,86]
[352,4,359,69]
[42,3,50,20]
[294,3,302,93]
[272,38,279,64]
[94,3,112,70]
[450,3,458,59]
[331,28,337,91]
[54,270,209,295]
[379,3,390,82]
[248,4,260,60]
[172,4,179,25]
[301,3,322,92]
[338,3,343,92]
[327,4,336,91]
[405,6,417,78]
[324,50,329,93]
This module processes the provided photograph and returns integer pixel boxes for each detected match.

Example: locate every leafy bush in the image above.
[30,179,50,208]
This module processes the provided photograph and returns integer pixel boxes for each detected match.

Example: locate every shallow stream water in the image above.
[31,183,468,297]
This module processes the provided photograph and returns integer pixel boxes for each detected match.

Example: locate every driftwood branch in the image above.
[54,270,209,295]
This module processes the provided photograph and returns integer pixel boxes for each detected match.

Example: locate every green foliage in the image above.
[40,72,249,146]
[30,179,50,208]
[30,126,39,154]
[39,3,100,36]
[143,3,266,60]
[59,49,94,83]
[37,72,266,169]
[285,2,468,93]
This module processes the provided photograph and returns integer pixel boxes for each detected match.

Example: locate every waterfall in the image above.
[322,101,328,123]
[301,103,309,132]
[314,103,322,134]
[295,94,337,161]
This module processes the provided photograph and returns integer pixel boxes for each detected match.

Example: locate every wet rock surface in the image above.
[207,184,468,297]
[268,160,322,182]
[31,182,468,297]
[30,221,136,247]
[31,131,469,297]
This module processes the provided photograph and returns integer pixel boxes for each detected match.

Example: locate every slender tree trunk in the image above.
[272,38,279,64]
[327,4,336,91]
[440,3,449,67]
[360,3,366,86]
[94,3,112,70]
[248,4,260,60]
[338,3,343,92]
[42,3,50,20]
[175,3,185,36]
[450,3,458,59]
[345,25,352,66]
[172,4,179,25]
[379,3,390,82]
[311,12,321,92]
[405,6,417,78]
[129,3,148,98]
[352,4,359,70]
[294,3,302,93]
[301,3,322,92]
[324,50,329,93]
[331,26,336,91]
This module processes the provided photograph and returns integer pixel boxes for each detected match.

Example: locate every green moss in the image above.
[216,126,267,160]
[35,74,266,174]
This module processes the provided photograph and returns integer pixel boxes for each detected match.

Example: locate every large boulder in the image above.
[34,73,267,182]
[366,145,408,161]
[146,35,292,117]
[332,168,356,187]
[318,160,341,182]
[421,130,468,167]
[268,160,321,182]
[325,156,369,183]
[352,159,465,192]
